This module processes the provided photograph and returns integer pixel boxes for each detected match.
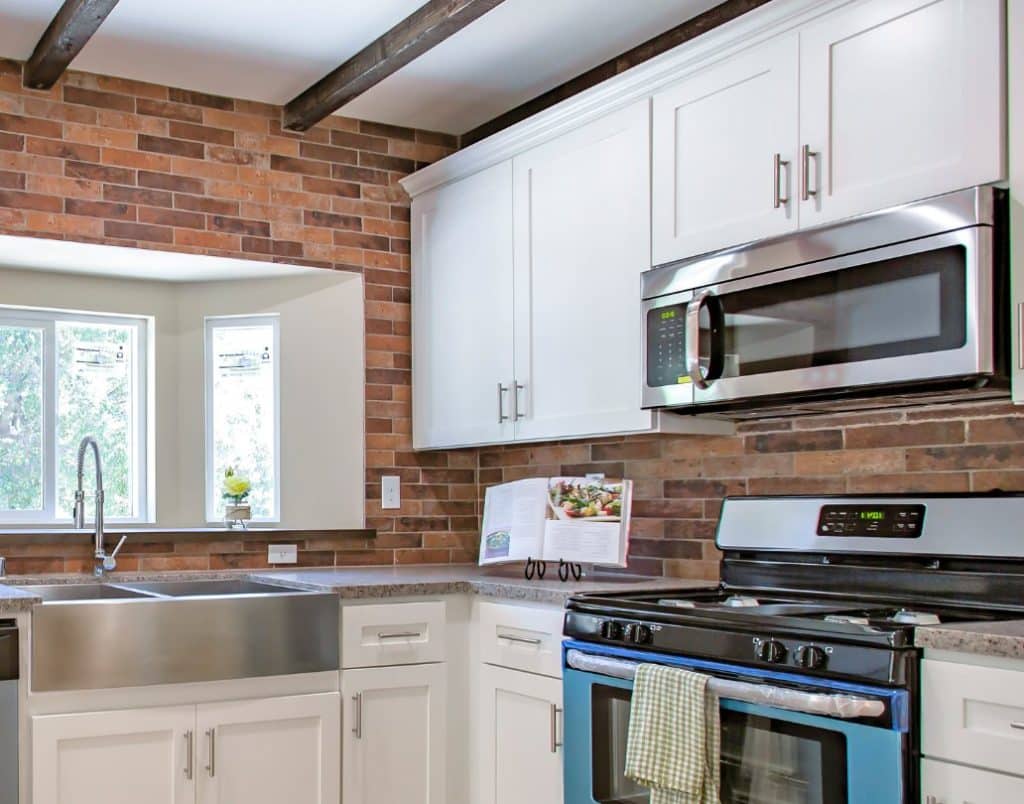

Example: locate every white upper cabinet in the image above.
[512,99,657,441]
[798,0,1005,226]
[652,34,800,264]
[412,161,515,449]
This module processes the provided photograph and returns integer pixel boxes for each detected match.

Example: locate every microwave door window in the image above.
[712,245,967,379]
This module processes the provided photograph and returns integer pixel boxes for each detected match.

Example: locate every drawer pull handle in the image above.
[352,693,363,739]
[377,631,422,640]
[550,704,563,753]
[1010,721,1024,730]
[499,633,543,646]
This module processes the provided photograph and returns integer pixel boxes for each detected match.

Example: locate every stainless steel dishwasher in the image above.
[0,622,17,804]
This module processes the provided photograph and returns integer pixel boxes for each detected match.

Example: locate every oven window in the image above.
[706,245,967,378]
[590,685,849,804]
[721,708,847,804]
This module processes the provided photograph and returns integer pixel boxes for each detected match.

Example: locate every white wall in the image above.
[0,266,365,529]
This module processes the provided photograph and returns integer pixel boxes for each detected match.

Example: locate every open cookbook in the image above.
[478,476,633,567]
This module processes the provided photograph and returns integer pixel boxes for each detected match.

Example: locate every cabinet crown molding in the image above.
[400,0,841,198]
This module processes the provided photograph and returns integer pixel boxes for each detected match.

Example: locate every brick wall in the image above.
[479,400,1024,581]
[0,58,481,572]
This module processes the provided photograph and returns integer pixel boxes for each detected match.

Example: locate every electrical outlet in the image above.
[268,544,298,564]
[382,475,401,509]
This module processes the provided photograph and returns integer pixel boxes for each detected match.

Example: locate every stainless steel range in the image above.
[561,493,1024,804]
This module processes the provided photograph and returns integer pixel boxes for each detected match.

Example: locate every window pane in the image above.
[0,324,44,511]
[210,322,277,520]
[56,322,136,519]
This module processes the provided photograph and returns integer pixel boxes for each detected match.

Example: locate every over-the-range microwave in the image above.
[641,186,1009,418]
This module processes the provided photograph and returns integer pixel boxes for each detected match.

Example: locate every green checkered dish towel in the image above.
[624,664,721,804]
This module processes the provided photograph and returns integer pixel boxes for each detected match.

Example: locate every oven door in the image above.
[563,646,909,804]
[643,226,993,409]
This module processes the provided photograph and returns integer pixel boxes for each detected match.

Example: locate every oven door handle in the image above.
[566,649,886,720]
[685,290,725,389]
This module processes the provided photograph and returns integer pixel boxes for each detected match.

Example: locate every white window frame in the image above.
[0,305,151,524]
[204,314,281,524]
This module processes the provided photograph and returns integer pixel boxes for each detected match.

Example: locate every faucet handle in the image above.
[102,535,129,573]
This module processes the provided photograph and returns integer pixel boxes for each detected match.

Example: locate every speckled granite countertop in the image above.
[916,620,1024,660]
[0,565,710,611]
[253,565,709,605]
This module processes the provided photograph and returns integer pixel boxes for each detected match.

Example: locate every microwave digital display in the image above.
[646,304,689,387]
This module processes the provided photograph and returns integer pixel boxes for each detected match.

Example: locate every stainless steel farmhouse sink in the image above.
[24,580,339,692]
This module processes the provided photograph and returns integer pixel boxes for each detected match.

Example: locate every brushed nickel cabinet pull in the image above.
[924,796,938,804]
[184,730,193,780]
[1010,720,1024,730]
[377,631,421,640]
[512,382,525,421]
[550,704,562,753]
[773,153,789,209]
[497,383,509,423]
[801,144,819,201]
[352,693,363,739]
[1017,303,1024,370]
[205,728,215,777]
[499,633,542,646]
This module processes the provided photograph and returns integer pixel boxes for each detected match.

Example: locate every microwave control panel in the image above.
[816,504,925,537]
[646,304,689,387]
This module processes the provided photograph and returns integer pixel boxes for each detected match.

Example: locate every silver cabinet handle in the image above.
[499,633,543,645]
[1016,303,1024,371]
[773,153,789,209]
[377,631,422,640]
[801,144,818,201]
[512,381,525,421]
[184,730,193,780]
[550,704,562,753]
[497,383,509,423]
[352,693,363,739]
[1010,721,1024,730]
[925,797,937,804]
[204,728,215,777]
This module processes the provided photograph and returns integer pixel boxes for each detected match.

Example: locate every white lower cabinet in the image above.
[33,705,196,804]
[341,663,447,804]
[31,694,340,804]
[195,694,340,804]
[921,758,1024,804]
[477,664,563,804]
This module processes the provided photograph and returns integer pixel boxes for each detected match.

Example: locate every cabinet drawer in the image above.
[478,601,564,678]
[921,758,1024,803]
[341,601,446,668]
[922,659,1024,776]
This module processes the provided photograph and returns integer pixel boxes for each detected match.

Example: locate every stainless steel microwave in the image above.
[641,186,1009,418]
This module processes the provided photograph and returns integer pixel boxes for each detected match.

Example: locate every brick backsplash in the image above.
[0,57,478,572]
[1,59,1022,580]
[478,400,1024,582]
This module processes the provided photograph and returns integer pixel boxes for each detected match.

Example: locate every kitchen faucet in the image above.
[73,436,127,577]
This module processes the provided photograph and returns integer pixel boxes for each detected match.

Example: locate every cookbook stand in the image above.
[523,557,585,582]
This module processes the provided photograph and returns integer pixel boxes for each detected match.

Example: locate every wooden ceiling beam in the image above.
[24,0,120,90]
[283,0,506,132]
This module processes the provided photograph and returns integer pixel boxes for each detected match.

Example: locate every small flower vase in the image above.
[224,503,251,529]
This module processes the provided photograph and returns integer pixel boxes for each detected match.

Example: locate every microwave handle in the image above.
[685,290,725,389]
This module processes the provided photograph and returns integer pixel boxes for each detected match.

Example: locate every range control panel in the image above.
[817,504,925,537]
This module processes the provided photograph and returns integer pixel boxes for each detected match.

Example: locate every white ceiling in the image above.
[0,0,721,135]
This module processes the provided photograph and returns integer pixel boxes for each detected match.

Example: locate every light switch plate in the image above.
[382,475,401,509]
[268,544,298,564]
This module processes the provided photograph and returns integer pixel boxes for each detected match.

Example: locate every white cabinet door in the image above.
[341,663,447,804]
[32,706,195,804]
[411,161,515,449]
[652,34,799,262]
[512,100,655,441]
[195,693,340,804]
[477,664,563,804]
[921,758,1024,804]
[799,0,1005,227]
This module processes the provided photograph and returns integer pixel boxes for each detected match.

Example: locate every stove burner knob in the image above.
[600,621,624,641]
[626,623,653,645]
[797,645,827,670]
[757,639,787,664]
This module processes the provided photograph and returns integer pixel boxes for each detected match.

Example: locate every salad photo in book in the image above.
[479,476,633,568]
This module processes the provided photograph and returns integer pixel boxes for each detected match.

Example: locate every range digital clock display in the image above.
[817,504,925,537]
